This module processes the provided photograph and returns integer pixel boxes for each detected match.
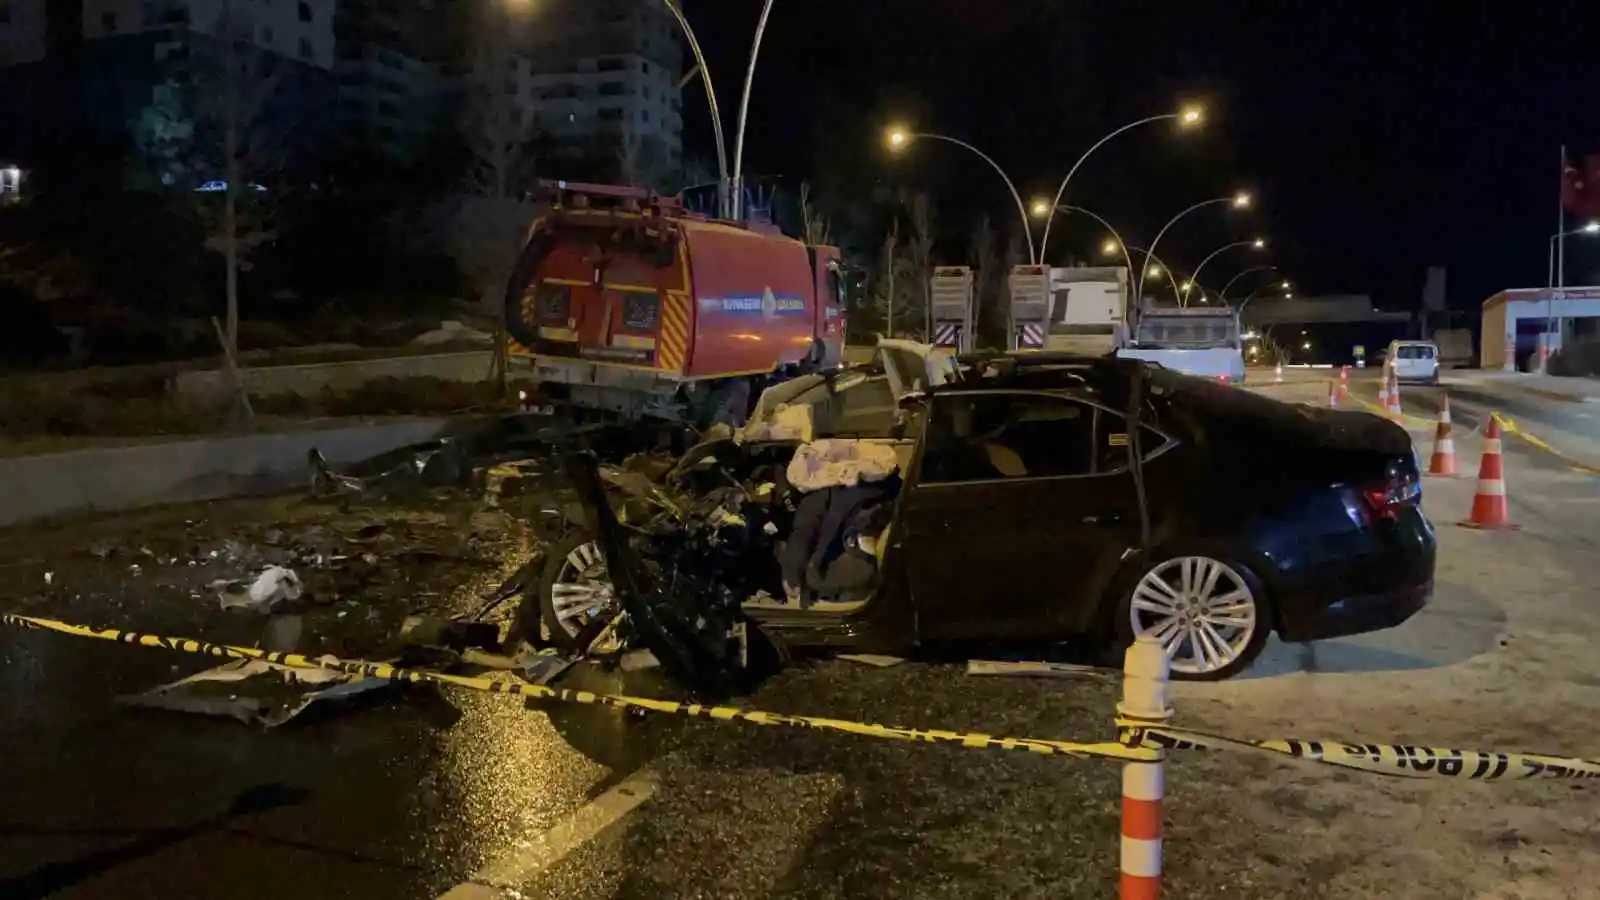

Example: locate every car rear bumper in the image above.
[1279,577,1432,641]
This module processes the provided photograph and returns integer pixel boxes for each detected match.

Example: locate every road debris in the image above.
[838,654,905,668]
[966,660,1114,681]
[215,566,303,612]
[117,658,390,727]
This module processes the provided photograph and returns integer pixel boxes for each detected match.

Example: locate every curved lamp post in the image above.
[1182,238,1265,305]
[1138,192,1252,309]
[1047,203,1136,286]
[729,0,775,220]
[888,129,1036,263]
[661,0,729,217]
[1122,245,1186,306]
[1219,265,1278,303]
[1036,106,1204,262]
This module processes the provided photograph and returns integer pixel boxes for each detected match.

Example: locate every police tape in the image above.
[0,613,1155,763]
[1492,413,1600,477]
[1118,721,1600,781]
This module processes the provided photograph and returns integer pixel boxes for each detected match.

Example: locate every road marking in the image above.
[436,770,658,899]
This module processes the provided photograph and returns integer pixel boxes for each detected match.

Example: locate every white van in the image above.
[1387,340,1439,385]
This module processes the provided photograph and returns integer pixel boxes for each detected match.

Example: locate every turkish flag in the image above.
[1562,152,1600,219]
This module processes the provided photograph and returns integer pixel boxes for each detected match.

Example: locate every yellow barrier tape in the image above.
[1118,721,1600,781]
[1492,413,1600,477]
[0,613,1155,763]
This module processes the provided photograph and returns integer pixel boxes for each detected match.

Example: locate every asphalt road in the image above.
[2,380,1597,899]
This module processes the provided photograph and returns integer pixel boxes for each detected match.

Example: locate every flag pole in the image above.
[1548,145,1566,374]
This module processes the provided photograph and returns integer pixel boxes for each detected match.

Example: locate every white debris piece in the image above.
[216,566,303,612]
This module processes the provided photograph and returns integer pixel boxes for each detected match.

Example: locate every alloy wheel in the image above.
[1129,556,1258,676]
[549,540,618,640]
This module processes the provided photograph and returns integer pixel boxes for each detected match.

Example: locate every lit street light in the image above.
[1542,220,1600,371]
[1041,202,1137,295]
[1184,238,1267,306]
[887,128,1037,263]
[1035,104,1205,262]
[1138,192,1253,308]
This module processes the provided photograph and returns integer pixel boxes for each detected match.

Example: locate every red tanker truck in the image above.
[504,181,848,425]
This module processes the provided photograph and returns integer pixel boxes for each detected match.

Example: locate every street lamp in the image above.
[1184,238,1267,305]
[729,0,776,220]
[1043,203,1137,295]
[1035,105,1205,262]
[1138,192,1253,309]
[887,128,1037,263]
[661,0,729,217]
[1542,220,1600,371]
[1218,265,1278,303]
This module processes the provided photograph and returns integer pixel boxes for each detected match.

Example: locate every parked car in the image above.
[541,345,1436,692]
[1387,340,1441,385]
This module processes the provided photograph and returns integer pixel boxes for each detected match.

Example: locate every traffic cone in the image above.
[1376,370,1390,411]
[1385,367,1404,419]
[1427,395,1457,476]
[1458,415,1519,530]
[1338,366,1349,404]
[1274,362,1284,384]
[1327,380,1340,408]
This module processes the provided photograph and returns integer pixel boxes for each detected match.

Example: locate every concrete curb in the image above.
[0,418,449,528]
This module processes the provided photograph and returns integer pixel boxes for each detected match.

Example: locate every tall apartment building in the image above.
[334,0,461,161]
[519,0,684,182]
[0,1,337,170]
[0,0,49,67]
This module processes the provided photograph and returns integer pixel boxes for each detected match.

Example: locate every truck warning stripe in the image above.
[658,291,691,374]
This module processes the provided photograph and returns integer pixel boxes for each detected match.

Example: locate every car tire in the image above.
[537,531,619,652]
[1113,550,1272,682]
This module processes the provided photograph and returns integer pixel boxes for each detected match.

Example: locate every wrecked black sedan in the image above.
[538,344,1435,691]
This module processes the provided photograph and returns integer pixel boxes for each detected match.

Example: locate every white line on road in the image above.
[436,770,659,900]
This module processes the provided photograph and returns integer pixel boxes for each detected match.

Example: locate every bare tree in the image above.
[968,213,998,346]
[799,180,831,246]
[457,6,538,394]
[904,192,936,340]
[876,217,900,337]
[462,8,534,202]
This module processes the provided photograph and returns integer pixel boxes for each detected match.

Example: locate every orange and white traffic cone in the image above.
[1376,369,1390,411]
[1327,380,1340,408]
[1458,415,1519,530]
[1427,395,1457,476]
[1385,367,1404,419]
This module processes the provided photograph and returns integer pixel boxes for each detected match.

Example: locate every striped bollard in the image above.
[1119,636,1172,900]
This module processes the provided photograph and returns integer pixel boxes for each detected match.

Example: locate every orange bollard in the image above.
[1427,395,1457,476]
[1119,637,1170,900]
[1458,415,1519,530]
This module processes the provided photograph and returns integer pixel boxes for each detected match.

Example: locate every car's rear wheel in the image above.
[1118,554,1269,681]
[539,532,621,651]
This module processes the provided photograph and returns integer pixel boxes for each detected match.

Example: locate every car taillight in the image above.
[1360,472,1421,520]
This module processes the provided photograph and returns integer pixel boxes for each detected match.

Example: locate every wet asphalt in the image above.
[3,379,1593,899]
[0,493,633,900]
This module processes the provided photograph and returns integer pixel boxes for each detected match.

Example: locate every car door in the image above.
[898,390,1143,641]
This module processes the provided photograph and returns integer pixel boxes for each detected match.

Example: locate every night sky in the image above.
[684,0,1600,313]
